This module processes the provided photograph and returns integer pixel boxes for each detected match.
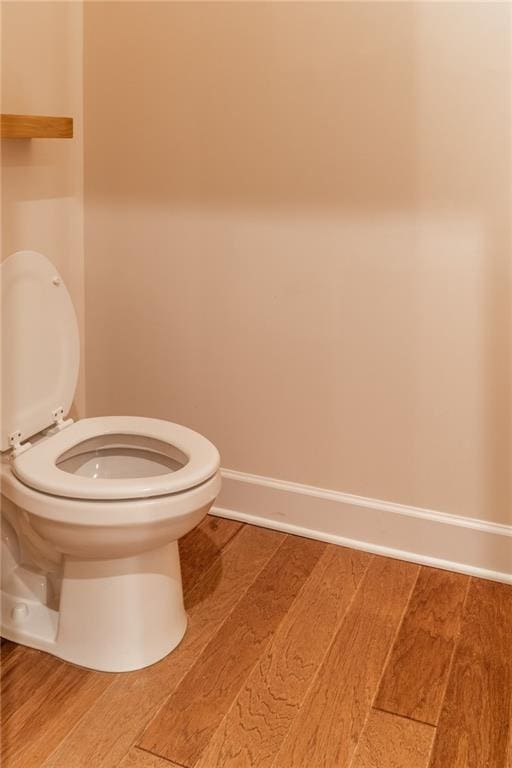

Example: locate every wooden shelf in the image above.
[1,114,73,139]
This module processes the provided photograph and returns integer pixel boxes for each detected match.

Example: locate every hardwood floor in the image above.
[428,578,512,768]
[374,567,469,725]
[350,710,435,768]
[272,557,419,768]
[1,516,511,768]
[194,546,370,768]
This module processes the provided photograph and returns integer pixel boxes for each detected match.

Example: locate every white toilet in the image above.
[0,250,221,672]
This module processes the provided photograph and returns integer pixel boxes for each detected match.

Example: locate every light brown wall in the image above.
[85,2,511,524]
[1,1,85,416]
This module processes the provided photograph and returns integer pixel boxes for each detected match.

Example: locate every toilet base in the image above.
[1,541,187,672]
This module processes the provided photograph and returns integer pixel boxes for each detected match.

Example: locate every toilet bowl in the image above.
[1,251,221,671]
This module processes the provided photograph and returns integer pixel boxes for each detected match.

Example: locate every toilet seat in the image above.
[1,250,80,452]
[12,416,220,501]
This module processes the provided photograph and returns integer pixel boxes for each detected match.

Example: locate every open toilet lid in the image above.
[1,251,80,451]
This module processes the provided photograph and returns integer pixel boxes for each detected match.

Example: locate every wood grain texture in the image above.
[179,515,243,593]
[0,114,73,138]
[508,702,512,768]
[508,691,512,768]
[119,747,182,767]
[42,524,284,768]
[1,647,57,721]
[507,696,512,768]
[272,557,419,768]
[375,567,468,725]
[2,523,510,768]
[2,659,108,768]
[196,546,372,768]
[429,578,512,768]
[0,638,18,665]
[349,710,435,768]
[139,535,326,766]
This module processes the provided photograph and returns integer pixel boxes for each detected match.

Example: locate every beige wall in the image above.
[84,2,511,524]
[1,0,85,416]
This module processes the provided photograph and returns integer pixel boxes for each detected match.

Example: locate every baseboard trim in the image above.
[211,469,512,585]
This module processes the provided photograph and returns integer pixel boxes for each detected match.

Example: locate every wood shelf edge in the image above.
[1,114,73,139]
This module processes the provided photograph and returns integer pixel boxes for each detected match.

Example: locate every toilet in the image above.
[0,250,221,672]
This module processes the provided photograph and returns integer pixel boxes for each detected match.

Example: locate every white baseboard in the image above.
[211,469,512,585]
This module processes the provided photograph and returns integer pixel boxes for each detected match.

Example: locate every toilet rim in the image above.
[11,416,221,501]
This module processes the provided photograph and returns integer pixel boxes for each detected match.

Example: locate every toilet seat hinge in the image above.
[9,431,32,459]
[45,406,73,436]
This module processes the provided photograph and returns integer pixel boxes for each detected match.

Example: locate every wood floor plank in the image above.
[349,710,435,768]
[508,700,512,768]
[507,696,512,768]
[119,747,182,767]
[196,545,372,768]
[1,646,58,722]
[429,578,512,768]
[375,566,468,725]
[0,638,18,665]
[42,524,285,768]
[2,660,109,768]
[272,556,419,768]
[138,535,327,766]
[179,515,243,593]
